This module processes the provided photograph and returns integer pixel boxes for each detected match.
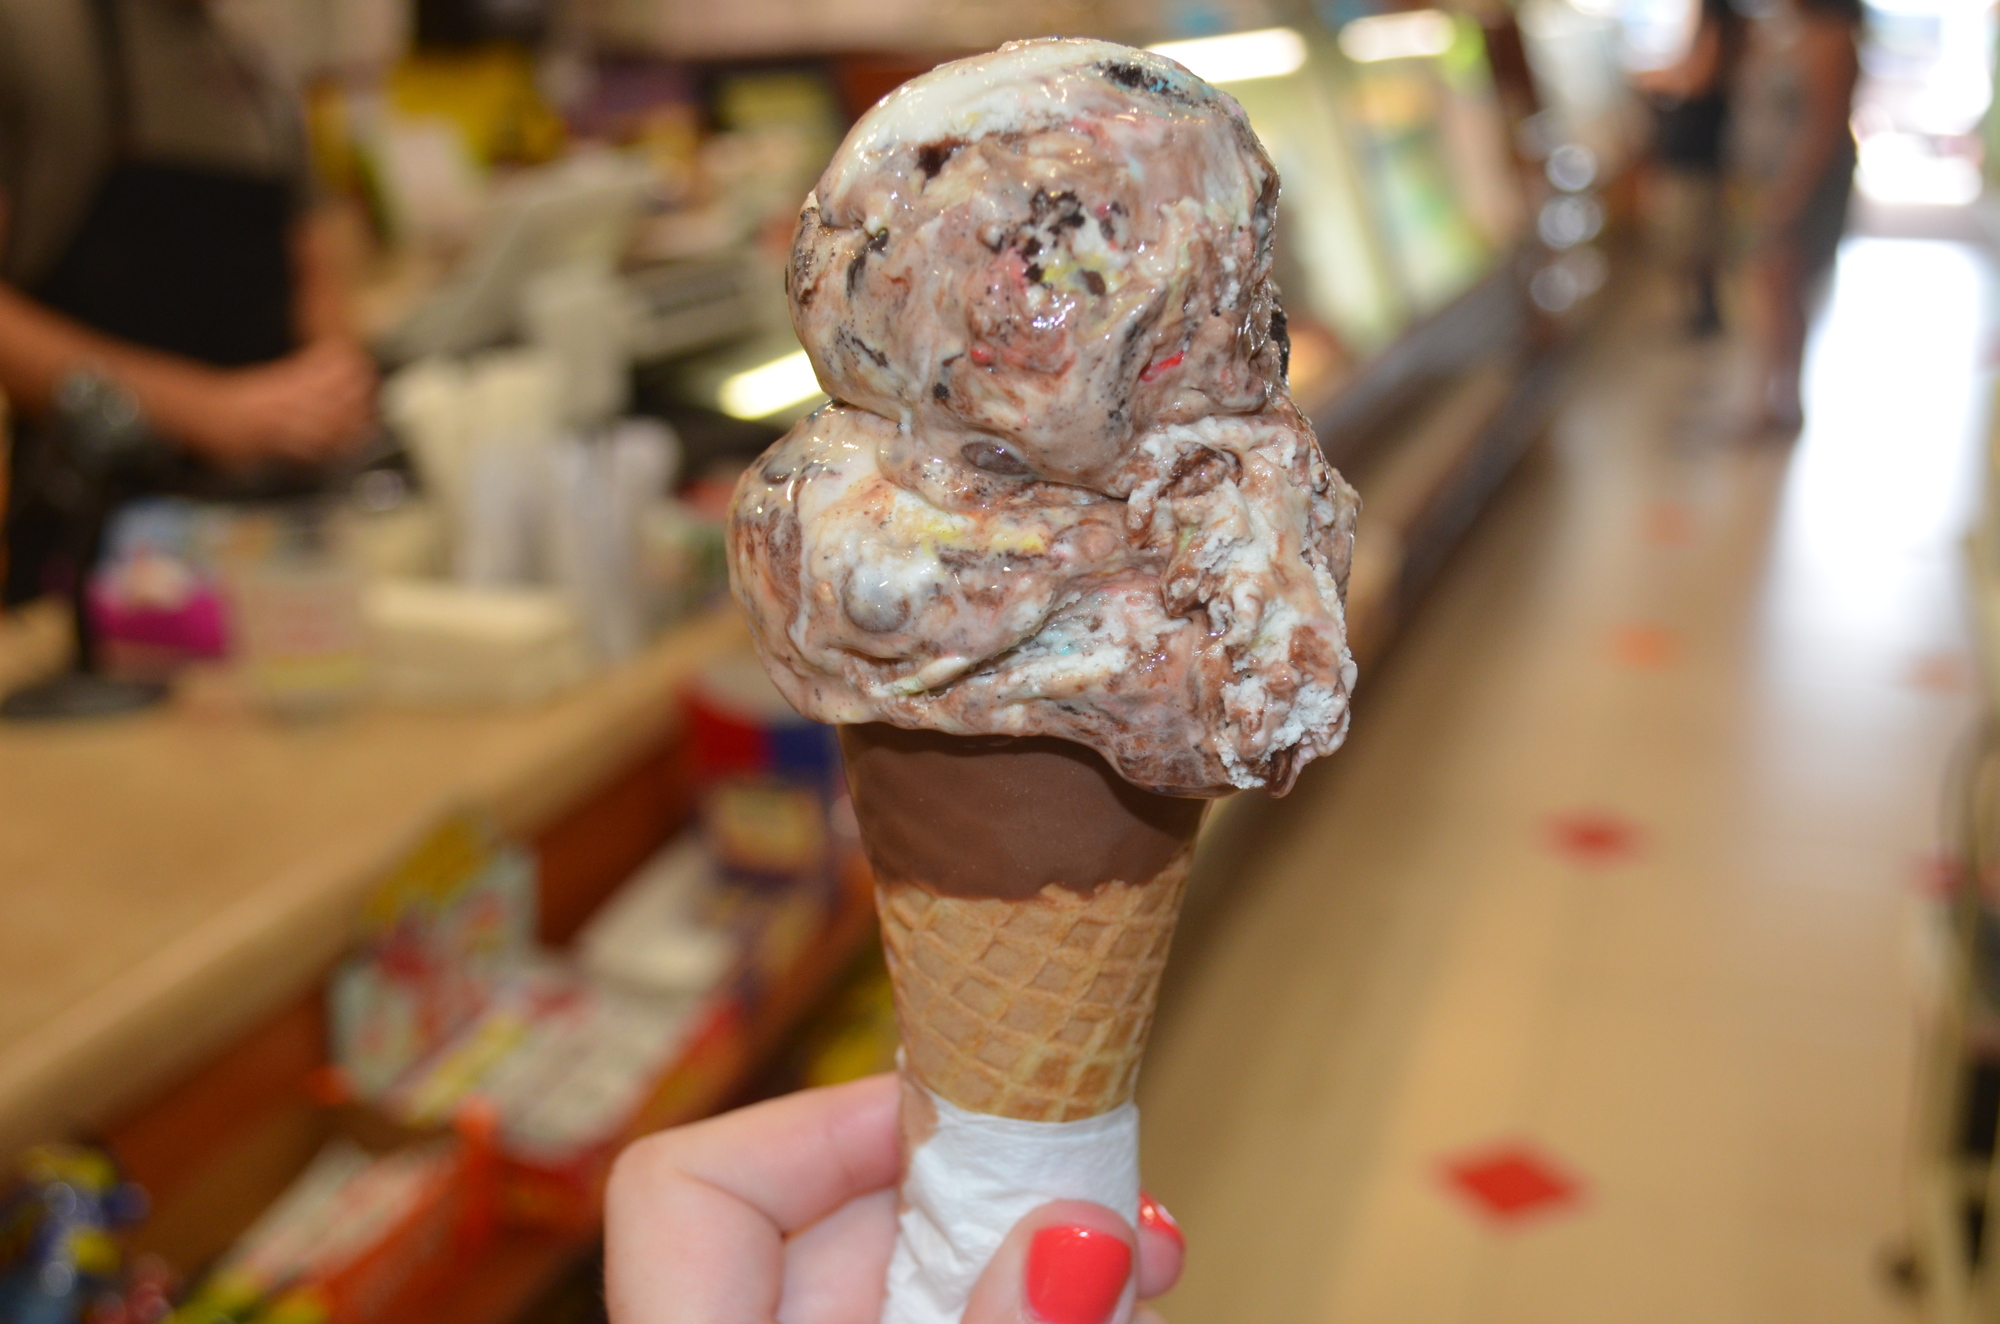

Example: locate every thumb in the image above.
[962,1200,1138,1324]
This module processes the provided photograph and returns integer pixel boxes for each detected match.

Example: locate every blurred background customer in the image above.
[1636,0,1748,336]
[1749,0,1863,433]
[0,0,376,608]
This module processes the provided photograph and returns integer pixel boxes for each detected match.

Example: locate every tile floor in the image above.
[1138,236,1994,1322]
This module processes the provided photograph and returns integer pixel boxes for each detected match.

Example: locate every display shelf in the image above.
[403,873,881,1324]
[0,606,748,1168]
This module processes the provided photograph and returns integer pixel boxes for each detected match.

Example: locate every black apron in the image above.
[3,0,306,606]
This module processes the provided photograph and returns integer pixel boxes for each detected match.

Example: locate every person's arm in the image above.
[289,206,360,348]
[1763,15,1862,230]
[0,198,376,466]
[0,262,245,444]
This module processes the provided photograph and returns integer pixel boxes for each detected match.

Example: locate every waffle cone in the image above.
[839,723,1208,1123]
[875,860,1191,1121]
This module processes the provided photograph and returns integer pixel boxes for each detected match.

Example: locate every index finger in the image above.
[606,1073,901,1324]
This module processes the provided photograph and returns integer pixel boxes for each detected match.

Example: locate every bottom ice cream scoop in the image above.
[730,401,1359,795]
[840,723,1206,901]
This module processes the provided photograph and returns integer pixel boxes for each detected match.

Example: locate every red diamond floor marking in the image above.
[1911,850,1967,900]
[1610,624,1678,670]
[1906,652,1972,694]
[1641,501,1695,546]
[1547,811,1644,865]
[1442,1143,1584,1224]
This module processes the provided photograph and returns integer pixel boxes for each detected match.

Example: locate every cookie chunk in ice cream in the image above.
[729,38,1359,796]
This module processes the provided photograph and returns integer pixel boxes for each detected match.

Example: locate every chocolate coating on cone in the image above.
[838,723,1208,899]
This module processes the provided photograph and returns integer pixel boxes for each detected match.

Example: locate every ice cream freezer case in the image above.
[1202,17,1581,649]
[1219,13,1528,371]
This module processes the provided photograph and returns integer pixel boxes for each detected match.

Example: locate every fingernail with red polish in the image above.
[1138,1192,1184,1254]
[1026,1225,1132,1324]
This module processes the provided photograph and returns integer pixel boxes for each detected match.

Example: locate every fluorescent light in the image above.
[1338,11,1457,63]
[718,350,823,419]
[1150,28,1308,84]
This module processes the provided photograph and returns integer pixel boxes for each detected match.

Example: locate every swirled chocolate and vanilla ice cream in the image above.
[730,37,1357,797]
[724,38,1359,1324]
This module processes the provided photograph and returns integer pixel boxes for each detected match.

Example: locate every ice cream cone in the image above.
[839,724,1208,1123]
[875,865,1188,1122]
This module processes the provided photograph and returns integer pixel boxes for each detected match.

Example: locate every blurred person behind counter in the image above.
[0,0,377,609]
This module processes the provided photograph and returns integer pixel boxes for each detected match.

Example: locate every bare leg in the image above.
[1651,168,1726,336]
[1753,242,1808,433]
[1687,174,1726,336]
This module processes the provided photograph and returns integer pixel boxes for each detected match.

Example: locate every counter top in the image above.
[0,608,748,1163]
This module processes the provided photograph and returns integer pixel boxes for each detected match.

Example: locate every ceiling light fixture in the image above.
[1338,10,1458,63]
[1150,27,1309,84]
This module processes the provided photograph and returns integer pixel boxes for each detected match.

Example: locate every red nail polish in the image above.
[1026,1225,1132,1324]
[1138,1192,1184,1255]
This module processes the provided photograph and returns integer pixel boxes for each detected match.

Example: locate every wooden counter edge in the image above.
[0,607,750,1165]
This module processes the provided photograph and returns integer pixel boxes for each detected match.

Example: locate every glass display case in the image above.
[1328,13,1524,320]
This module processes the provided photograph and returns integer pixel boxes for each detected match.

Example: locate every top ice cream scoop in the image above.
[729,38,1358,795]
[791,38,1286,489]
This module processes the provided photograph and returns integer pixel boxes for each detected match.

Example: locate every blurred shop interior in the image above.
[1,0,1998,1319]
